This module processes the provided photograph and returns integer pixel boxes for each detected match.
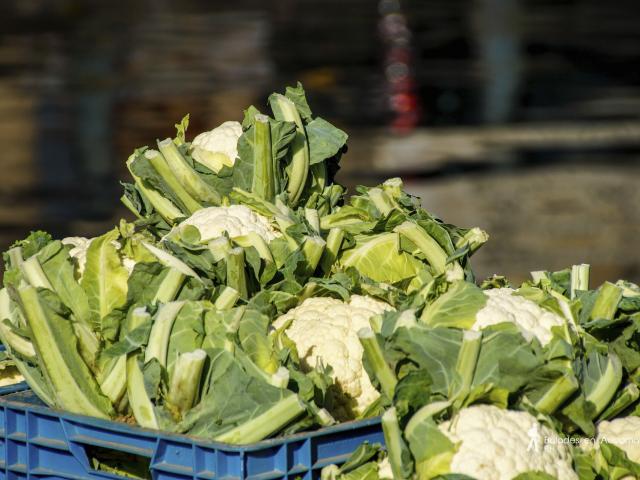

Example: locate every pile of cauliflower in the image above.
[156,122,639,480]
[5,89,640,480]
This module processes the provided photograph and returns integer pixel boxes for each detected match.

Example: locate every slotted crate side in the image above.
[0,390,384,479]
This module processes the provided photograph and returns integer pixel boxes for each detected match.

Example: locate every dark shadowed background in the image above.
[1,0,639,283]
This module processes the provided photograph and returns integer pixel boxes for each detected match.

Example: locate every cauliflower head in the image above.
[439,405,578,480]
[596,416,640,465]
[171,205,281,243]
[62,236,93,276]
[62,237,136,279]
[475,288,566,346]
[376,457,393,479]
[273,295,394,420]
[0,358,23,387]
[0,368,23,387]
[191,121,242,172]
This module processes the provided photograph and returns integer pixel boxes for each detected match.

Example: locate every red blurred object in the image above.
[379,0,422,133]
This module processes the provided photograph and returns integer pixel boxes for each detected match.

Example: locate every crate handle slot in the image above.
[82,443,153,479]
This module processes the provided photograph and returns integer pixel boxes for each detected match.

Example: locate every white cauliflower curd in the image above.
[475,288,567,346]
[273,295,394,420]
[61,236,93,275]
[595,417,640,473]
[440,405,578,480]
[376,457,393,479]
[0,362,23,387]
[191,121,243,172]
[62,237,136,278]
[170,205,281,243]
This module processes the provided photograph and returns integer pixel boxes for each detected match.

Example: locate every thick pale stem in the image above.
[394,221,462,279]
[129,306,151,333]
[99,355,127,406]
[126,154,183,223]
[570,264,591,299]
[454,227,489,255]
[72,321,101,372]
[142,241,200,279]
[454,330,482,402]
[145,301,185,367]
[590,282,623,321]
[145,149,202,214]
[208,236,232,262]
[153,268,185,304]
[404,401,451,439]
[600,383,640,421]
[214,394,306,444]
[358,327,397,400]
[319,228,344,274]
[298,282,318,302]
[369,314,383,334]
[233,232,274,263]
[269,94,309,206]
[586,354,622,417]
[127,307,158,428]
[270,366,290,389]
[300,236,326,277]
[0,324,36,359]
[225,247,248,300]
[530,271,547,284]
[393,309,419,332]
[305,208,321,233]
[381,177,404,199]
[21,256,53,289]
[368,187,395,216]
[311,162,327,193]
[251,114,275,201]
[532,369,579,414]
[321,465,340,480]
[157,138,221,205]
[167,349,207,414]
[214,286,240,310]
[274,215,300,251]
[382,407,409,480]
[127,355,158,429]
[7,247,24,269]
[313,407,336,427]
[18,286,112,419]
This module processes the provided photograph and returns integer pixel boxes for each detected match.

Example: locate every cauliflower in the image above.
[0,358,23,387]
[62,237,136,279]
[439,405,578,480]
[190,121,243,172]
[376,457,393,479]
[321,454,393,479]
[596,417,640,470]
[170,205,281,243]
[475,288,567,346]
[62,236,93,276]
[0,368,23,387]
[273,295,394,420]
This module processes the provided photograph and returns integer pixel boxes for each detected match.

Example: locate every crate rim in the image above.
[0,381,28,396]
[0,389,382,452]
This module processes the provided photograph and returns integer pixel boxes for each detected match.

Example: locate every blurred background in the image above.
[1,0,639,283]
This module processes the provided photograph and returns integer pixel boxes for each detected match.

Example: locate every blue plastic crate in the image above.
[0,390,384,480]
[0,345,29,397]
